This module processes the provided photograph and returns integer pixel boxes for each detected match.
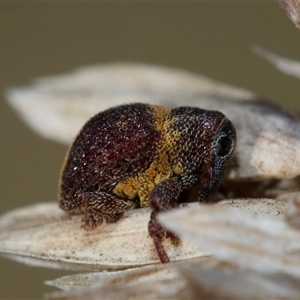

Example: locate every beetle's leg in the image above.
[148,174,199,263]
[148,210,170,263]
[79,192,137,230]
[148,177,181,263]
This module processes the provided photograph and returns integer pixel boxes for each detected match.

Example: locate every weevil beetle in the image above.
[59,103,236,263]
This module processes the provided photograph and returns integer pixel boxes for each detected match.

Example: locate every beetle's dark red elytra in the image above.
[59,103,236,263]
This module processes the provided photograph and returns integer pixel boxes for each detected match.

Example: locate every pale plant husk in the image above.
[45,257,300,299]
[0,198,289,271]
[180,260,300,299]
[158,196,300,278]
[279,192,300,229]
[0,202,206,270]
[6,63,254,145]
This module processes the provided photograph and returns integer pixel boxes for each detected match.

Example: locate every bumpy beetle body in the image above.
[59,103,236,263]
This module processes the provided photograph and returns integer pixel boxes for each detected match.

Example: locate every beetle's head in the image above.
[166,107,236,200]
[198,117,236,202]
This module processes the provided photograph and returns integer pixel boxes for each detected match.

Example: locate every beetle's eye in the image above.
[216,135,232,157]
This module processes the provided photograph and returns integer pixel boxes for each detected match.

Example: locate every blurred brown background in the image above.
[0,2,299,299]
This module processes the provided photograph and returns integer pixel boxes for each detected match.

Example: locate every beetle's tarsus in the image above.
[167,232,181,246]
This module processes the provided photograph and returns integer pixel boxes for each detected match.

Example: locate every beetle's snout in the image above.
[198,162,222,202]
